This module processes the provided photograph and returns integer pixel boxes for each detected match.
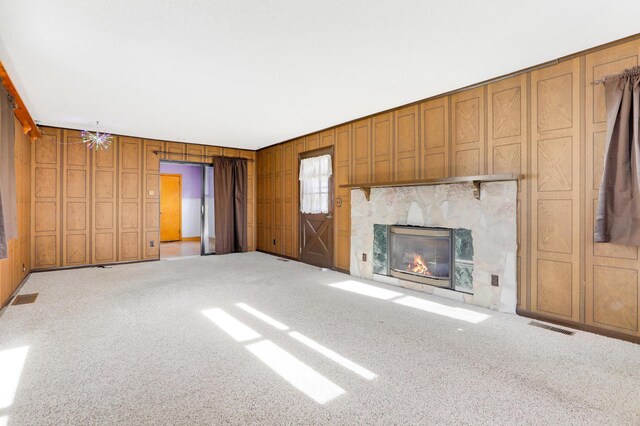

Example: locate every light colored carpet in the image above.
[0,252,639,425]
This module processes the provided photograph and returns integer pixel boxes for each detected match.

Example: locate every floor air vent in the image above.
[12,293,38,305]
[529,321,575,336]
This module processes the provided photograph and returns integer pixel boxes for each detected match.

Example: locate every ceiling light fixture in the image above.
[81,121,113,150]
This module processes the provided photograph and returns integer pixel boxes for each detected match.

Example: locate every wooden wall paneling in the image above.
[240,150,257,251]
[305,134,319,151]
[205,145,222,158]
[264,148,274,252]
[292,138,305,258]
[394,105,419,181]
[274,144,284,254]
[223,147,240,158]
[372,112,394,182]
[118,137,143,261]
[451,87,485,176]
[62,129,91,266]
[585,39,640,336]
[15,120,31,284]
[420,97,450,179]
[334,124,351,271]
[351,119,371,184]
[320,129,334,148]
[283,142,295,257]
[144,140,163,259]
[32,127,61,269]
[92,136,118,264]
[530,58,582,322]
[1,119,31,306]
[256,150,265,250]
[165,142,185,162]
[186,144,205,163]
[487,74,528,309]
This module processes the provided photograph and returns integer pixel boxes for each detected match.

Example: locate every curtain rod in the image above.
[152,150,254,162]
[592,65,640,85]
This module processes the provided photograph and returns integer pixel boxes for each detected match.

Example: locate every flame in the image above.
[407,253,431,275]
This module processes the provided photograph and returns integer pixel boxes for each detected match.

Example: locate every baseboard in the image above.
[516,307,639,345]
[31,258,159,274]
[256,249,350,275]
[181,237,201,242]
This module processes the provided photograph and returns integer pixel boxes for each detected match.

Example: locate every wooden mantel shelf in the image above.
[340,173,522,201]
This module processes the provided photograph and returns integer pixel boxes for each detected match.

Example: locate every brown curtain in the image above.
[595,66,640,245]
[0,85,17,259]
[213,157,248,254]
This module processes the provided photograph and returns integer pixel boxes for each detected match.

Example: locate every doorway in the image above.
[159,161,215,259]
[299,147,334,269]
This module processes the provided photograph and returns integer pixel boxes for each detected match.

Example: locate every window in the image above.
[299,154,332,214]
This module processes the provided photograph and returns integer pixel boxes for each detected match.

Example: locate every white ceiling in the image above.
[0,1,639,150]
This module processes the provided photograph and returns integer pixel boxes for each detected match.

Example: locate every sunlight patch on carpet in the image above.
[246,340,345,404]
[394,296,490,323]
[0,346,29,409]
[329,280,403,300]
[236,303,289,330]
[202,309,261,342]
[289,331,376,380]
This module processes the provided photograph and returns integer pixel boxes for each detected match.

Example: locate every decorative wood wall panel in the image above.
[334,124,351,271]
[420,97,449,179]
[452,87,485,176]
[256,150,265,251]
[32,127,61,269]
[119,137,143,261]
[92,136,118,264]
[283,142,295,257]
[394,105,419,181]
[263,148,273,251]
[372,112,394,182]
[530,58,581,322]
[0,119,31,306]
[186,144,205,163]
[352,119,371,185]
[164,142,185,161]
[62,129,90,274]
[585,39,640,337]
[305,134,319,151]
[243,150,257,252]
[273,144,284,255]
[488,75,528,309]
[143,140,163,259]
[320,130,334,149]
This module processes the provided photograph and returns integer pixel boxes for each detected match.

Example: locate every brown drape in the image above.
[213,157,248,254]
[0,85,17,259]
[595,67,640,245]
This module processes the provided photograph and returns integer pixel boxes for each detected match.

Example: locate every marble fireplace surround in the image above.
[350,181,518,313]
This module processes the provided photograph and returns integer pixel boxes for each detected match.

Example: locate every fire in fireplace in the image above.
[389,226,453,288]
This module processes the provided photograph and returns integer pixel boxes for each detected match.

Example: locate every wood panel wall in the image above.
[0,118,31,307]
[31,126,256,271]
[256,36,640,340]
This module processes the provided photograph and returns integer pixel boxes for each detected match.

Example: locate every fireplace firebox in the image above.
[388,226,453,288]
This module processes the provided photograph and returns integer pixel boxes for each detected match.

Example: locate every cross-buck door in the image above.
[299,148,334,269]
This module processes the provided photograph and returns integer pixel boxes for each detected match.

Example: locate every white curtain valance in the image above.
[299,155,332,214]
[299,154,332,180]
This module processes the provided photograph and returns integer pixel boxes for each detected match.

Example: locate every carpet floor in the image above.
[0,252,639,425]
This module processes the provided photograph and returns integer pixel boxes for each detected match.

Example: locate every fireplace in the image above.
[388,226,453,288]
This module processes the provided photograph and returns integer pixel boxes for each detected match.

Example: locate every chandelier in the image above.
[81,121,113,150]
